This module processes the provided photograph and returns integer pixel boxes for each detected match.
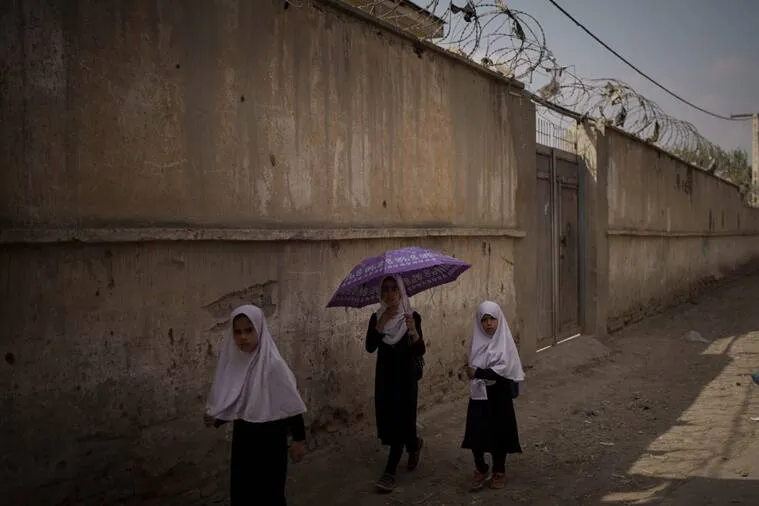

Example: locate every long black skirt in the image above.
[230,419,289,506]
[461,381,522,454]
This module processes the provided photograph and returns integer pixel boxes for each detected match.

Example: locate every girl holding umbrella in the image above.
[327,247,471,493]
[365,275,425,492]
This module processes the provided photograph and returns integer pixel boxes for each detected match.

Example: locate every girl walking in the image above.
[365,275,426,492]
[462,300,524,491]
[204,304,308,506]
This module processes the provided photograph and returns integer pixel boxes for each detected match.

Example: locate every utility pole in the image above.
[731,112,759,206]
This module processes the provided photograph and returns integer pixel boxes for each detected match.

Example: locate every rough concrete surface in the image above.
[0,237,523,504]
[154,273,759,506]
[0,0,529,230]
[603,128,759,328]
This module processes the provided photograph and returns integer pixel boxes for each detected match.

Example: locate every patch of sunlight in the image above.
[627,332,759,481]
[702,330,759,356]
[700,335,736,355]
[601,482,670,503]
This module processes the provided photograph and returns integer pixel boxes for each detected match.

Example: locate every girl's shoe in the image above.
[470,469,489,491]
[375,473,396,493]
[490,472,506,489]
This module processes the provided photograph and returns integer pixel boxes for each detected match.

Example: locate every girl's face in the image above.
[233,315,259,353]
[480,314,498,336]
[380,278,401,308]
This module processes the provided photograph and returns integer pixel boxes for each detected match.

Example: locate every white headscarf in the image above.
[205,304,307,423]
[375,275,413,345]
[468,300,525,400]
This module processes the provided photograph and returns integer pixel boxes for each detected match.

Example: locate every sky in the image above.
[416,0,759,154]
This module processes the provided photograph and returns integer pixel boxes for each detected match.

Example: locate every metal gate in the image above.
[536,145,582,349]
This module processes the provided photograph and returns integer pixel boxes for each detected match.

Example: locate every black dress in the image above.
[461,368,522,454]
[365,312,425,446]
[227,414,305,506]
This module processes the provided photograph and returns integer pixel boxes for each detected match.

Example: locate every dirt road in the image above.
[185,274,759,505]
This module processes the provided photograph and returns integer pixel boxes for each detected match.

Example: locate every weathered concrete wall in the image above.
[603,128,759,330]
[0,236,520,504]
[0,0,524,230]
[0,0,535,503]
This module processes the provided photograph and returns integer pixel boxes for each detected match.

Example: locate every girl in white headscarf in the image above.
[204,304,307,506]
[461,301,524,491]
[365,275,426,493]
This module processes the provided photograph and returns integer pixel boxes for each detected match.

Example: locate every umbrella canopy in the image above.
[326,246,471,308]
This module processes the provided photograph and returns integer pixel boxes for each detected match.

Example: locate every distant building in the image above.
[343,0,445,39]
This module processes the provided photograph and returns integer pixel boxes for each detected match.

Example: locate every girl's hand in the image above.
[465,366,477,380]
[203,413,215,427]
[404,313,416,334]
[289,441,307,464]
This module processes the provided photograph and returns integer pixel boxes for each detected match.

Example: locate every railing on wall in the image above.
[536,111,577,154]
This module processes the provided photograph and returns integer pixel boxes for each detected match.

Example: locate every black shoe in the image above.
[375,472,396,493]
[407,437,424,471]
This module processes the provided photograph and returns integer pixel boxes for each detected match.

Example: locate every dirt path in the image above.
[182,275,759,505]
[291,274,759,505]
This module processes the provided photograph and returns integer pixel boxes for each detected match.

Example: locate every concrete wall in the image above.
[580,127,759,333]
[0,0,523,230]
[0,0,536,503]
[0,236,521,504]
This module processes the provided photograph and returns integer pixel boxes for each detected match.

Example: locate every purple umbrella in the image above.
[326,246,471,308]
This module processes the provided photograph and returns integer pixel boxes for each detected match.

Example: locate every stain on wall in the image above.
[203,281,279,331]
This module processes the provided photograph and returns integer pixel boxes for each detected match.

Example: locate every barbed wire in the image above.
[296,1,751,187]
